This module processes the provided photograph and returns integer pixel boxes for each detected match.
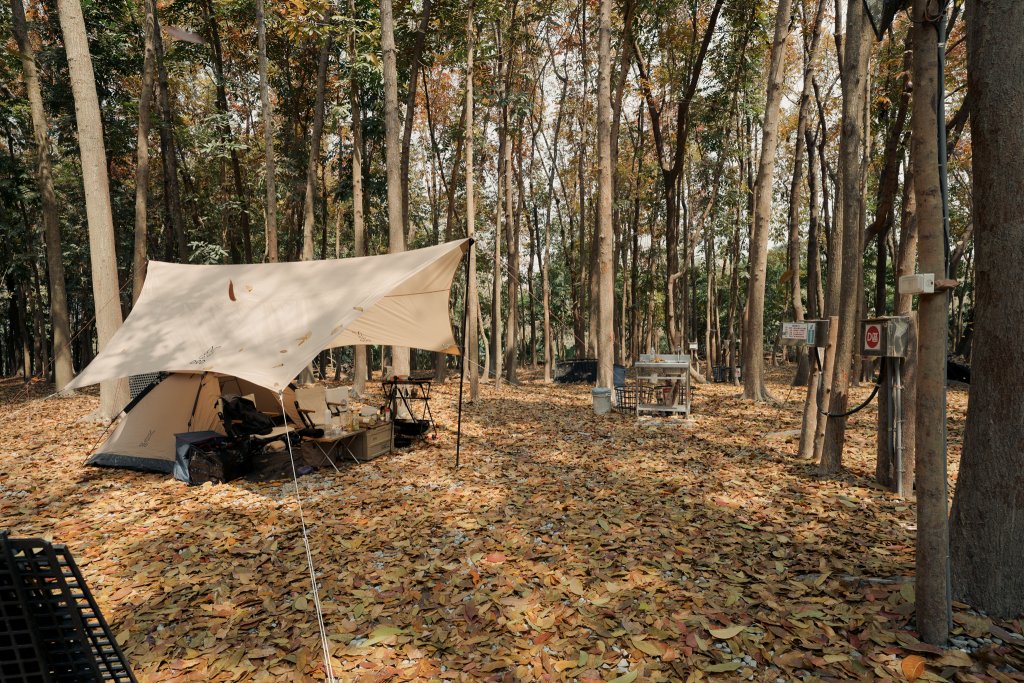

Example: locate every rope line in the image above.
[277,392,335,683]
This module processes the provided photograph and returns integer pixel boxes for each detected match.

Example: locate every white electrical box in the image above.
[899,273,935,295]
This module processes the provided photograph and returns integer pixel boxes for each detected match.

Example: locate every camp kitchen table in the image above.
[309,426,365,465]
[632,353,692,416]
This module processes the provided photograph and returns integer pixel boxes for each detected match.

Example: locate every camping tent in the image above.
[66,239,470,394]
[69,240,471,471]
[89,373,302,472]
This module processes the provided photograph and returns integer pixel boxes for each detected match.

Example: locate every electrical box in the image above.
[780,319,829,347]
[861,316,911,357]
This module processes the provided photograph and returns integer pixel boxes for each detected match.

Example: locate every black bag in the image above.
[175,436,249,485]
[221,395,275,437]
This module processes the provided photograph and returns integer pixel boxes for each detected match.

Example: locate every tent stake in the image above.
[455,240,474,468]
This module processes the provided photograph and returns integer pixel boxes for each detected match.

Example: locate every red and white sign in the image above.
[864,323,881,350]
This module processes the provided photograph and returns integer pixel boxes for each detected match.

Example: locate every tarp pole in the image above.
[186,372,207,432]
[455,240,474,468]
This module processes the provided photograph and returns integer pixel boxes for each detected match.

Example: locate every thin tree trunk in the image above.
[596,0,614,389]
[380,0,408,377]
[301,40,331,260]
[464,3,480,399]
[256,0,278,262]
[350,0,367,395]
[820,0,871,474]
[129,0,157,304]
[400,0,433,241]
[203,0,252,263]
[11,0,76,389]
[56,0,129,416]
[742,0,793,401]
[153,9,187,261]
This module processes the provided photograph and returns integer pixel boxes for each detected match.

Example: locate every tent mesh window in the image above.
[127,373,161,401]
[0,532,136,682]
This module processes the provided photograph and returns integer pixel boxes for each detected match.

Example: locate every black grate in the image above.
[0,533,136,682]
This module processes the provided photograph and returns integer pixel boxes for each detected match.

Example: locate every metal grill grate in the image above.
[0,533,136,682]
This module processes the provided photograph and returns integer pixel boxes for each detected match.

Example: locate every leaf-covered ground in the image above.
[1,369,1022,682]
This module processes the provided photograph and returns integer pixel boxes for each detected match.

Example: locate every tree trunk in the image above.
[11,0,76,389]
[153,9,188,261]
[464,4,480,400]
[819,0,871,475]
[502,108,518,384]
[129,0,156,304]
[400,0,433,241]
[742,0,792,401]
[256,0,278,262]
[950,0,1024,623]
[56,0,129,417]
[493,117,505,387]
[203,0,252,263]
[909,0,952,642]
[301,40,331,261]
[595,0,615,389]
[380,0,408,377]
[350,0,367,395]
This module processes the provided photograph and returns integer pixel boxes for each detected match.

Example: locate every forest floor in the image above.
[1,367,1022,683]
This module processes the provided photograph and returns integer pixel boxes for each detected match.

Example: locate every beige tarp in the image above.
[66,240,469,393]
[90,373,300,472]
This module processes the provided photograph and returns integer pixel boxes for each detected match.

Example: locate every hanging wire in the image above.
[277,392,336,683]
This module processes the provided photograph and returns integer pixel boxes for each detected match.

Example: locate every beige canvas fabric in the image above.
[294,386,331,427]
[90,373,298,472]
[67,240,469,393]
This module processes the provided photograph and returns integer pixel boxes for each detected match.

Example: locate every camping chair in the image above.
[324,387,350,418]
[294,386,331,432]
[218,394,318,451]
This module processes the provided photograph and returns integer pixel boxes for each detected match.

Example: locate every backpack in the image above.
[220,394,275,437]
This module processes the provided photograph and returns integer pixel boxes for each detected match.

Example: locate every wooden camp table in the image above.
[310,428,363,466]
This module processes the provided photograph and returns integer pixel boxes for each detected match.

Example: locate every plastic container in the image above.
[592,387,612,415]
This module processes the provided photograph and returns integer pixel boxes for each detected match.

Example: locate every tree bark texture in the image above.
[350,0,367,396]
[820,0,871,475]
[742,0,792,401]
[56,0,129,417]
[464,4,480,400]
[130,0,156,304]
[301,40,331,261]
[950,0,1024,621]
[596,0,615,390]
[256,0,278,262]
[910,0,951,643]
[380,0,408,377]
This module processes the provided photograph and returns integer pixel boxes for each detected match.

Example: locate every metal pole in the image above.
[894,357,904,498]
[455,240,474,468]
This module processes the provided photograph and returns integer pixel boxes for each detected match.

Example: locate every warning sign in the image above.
[864,323,881,351]
[781,322,809,343]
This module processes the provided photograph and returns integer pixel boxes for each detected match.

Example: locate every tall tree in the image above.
[742,0,794,401]
[56,0,128,415]
[465,1,480,400]
[595,0,614,389]
[10,0,75,388]
[950,0,1024,623]
[256,0,278,262]
[131,0,156,304]
[301,40,331,260]
[152,7,187,260]
[202,0,253,263]
[400,0,433,239]
[350,0,367,395]
[633,0,724,351]
[380,0,409,377]
[819,0,872,474]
